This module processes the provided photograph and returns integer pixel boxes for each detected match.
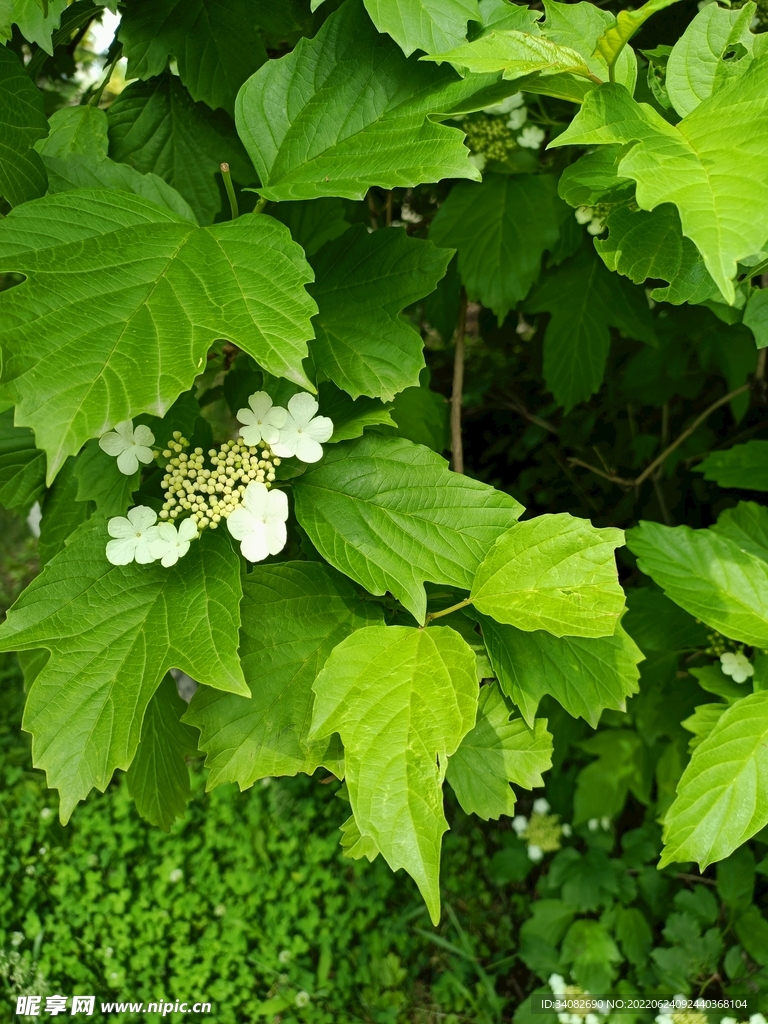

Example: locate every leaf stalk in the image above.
[220,163,239,220]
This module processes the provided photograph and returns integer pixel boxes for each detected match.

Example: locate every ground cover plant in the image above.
[2,0,768,1018]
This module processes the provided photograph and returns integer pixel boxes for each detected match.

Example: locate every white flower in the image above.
[27,500,42,538]
[549,974,566,996]
[236,391,287,446]
[721,1018,738,1024]
[575,206,594,225]
[512,814,528,835]
[506,107,528,130]
[483,92,524,115]
[750,1014,767,1024]
[99,420,156,475]
[587,217,606,236]
[527,843,544,862]
[226,482,288,562]
[168,868,183,883]
[586,1015,600,1024]
[600,816,611,830]
[720,651,754,683]
[655,1015,674,1024]
[468,152,487,172]
[150,518,198,567]
[561,823,572,837]
[518,125,546,149]
[272,393,333,463]
[295,992,310,1008]
[106,506,160,565]
[587,817,599,831]
[400,204,423,224]
[532,797,550,815]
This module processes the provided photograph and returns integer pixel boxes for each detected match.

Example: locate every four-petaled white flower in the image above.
[532,797,550,815]
[272,393,333,463]
[99,420,156,475]
[518,125,545,150]
[106,506,160,565]
[720,651,754,683]
[151,518,198,567]
[226,481,288,562]
[237,391,287,446]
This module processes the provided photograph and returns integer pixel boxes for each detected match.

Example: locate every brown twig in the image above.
[568,382,752,489]
[503,395,559,435]
[385,190,393,227]
[451,291,468,474]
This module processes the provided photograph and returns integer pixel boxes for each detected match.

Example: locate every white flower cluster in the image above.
[512,798,572,862]
[720,650,754,683]
[98,390,333,568]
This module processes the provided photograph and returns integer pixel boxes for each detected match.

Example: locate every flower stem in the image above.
[424,597,473,626]
[220,164,239,219]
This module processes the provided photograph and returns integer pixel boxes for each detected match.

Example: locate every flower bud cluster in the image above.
[575,204,608,235]
[159,432,280,531]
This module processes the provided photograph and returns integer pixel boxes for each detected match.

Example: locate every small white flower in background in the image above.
[587,217,606,236]
[105,506,160,565]
[272,393,333,464]
[600,816,611,831]
[40,806,52,819]
[483,92,524,115]
[575,206,593,225]
[27,500,42,538]
[99,420,156,475]
[227,481,288,562]
[527,843,544,862]
[750,1014,767,1024]
[585,1015,600,1024]
[549,974,566,996]
[295,992,311,1008]
[512,814,528,835]
[561,823,572,837]
[518,125,545,149]
[655,1015,674,1024]
[169,868,183,883]
[720,651,754,683]
[468,152,487,172]
[237,391,287,446]
[721,1018,738,1024]
[558,1016,570,1024]
[150,518,198,567]
[587,817,599,831]
[400,204,423,224]
[506,107,528,130]
[278,949,292,964]
[532,797,550,815]
[10,932,23,948]
[214,904,226,917]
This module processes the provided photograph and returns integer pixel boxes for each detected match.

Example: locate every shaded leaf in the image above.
[696,441,768,492]
[0,45,48,207]
[0,407,45,515]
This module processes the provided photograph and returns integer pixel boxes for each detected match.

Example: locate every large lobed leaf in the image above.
[364,0,481,57]
[551,60,768,304]
[695,442,768,492]
[470,513,626,637]
[627,521,768,647]
[0,45,48,207]
[661,692,768,870]
[234,0,483,201]
[119,0,268,114]
[0,522,247,822]
[0,407,46,515]
[293,434,523,622]
[311,624,478,923]
[185,562,383,787]
[0,190,317,481]
[308,225,452,401]
[446,681,552,819]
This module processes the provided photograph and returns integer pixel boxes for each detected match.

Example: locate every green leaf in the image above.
[526,250,656,411]
[39,106,197,222]
[446,681,552,820]
[541,0,637,91]
[711,501,768,564]
[270,197,350,258]
[293,434,523,622]
[681,702,726,750]
[0,190,316,481]
[73,439,139,518]
[430,174,564,323]
[574,729,650,822]
[557,145,632,208]
[550,64,768,305]
[744,288,768,350]
[234,0,483,201]
[0,408,45,515]
[561,919,621,994]
[340,813,380,862]
[627,521,768,648]
[623,586,709,653]
[37,458,92,565]
[666,2,760,119]
[593,0,683,79]
[596,204,718,306]
[0,46,48,207]
[426,30,596,81]
[119,0,267,113]
[0,523,247,821]
[185,562,383,787]
[310,624,478,924]
[389,383,449,453]
[480,616,642,727]
[696,441,768,492]
[126,673,199,831]
[479,0,542,32]
[319,384,395,443]
[363,0,481,56]
[108,72,255,225]
[690,665,745,704]
[470,513,625,638]
[308,225,452,401]
[734,905,768,966]
[0,0,67,52]
[660,691,768,869]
